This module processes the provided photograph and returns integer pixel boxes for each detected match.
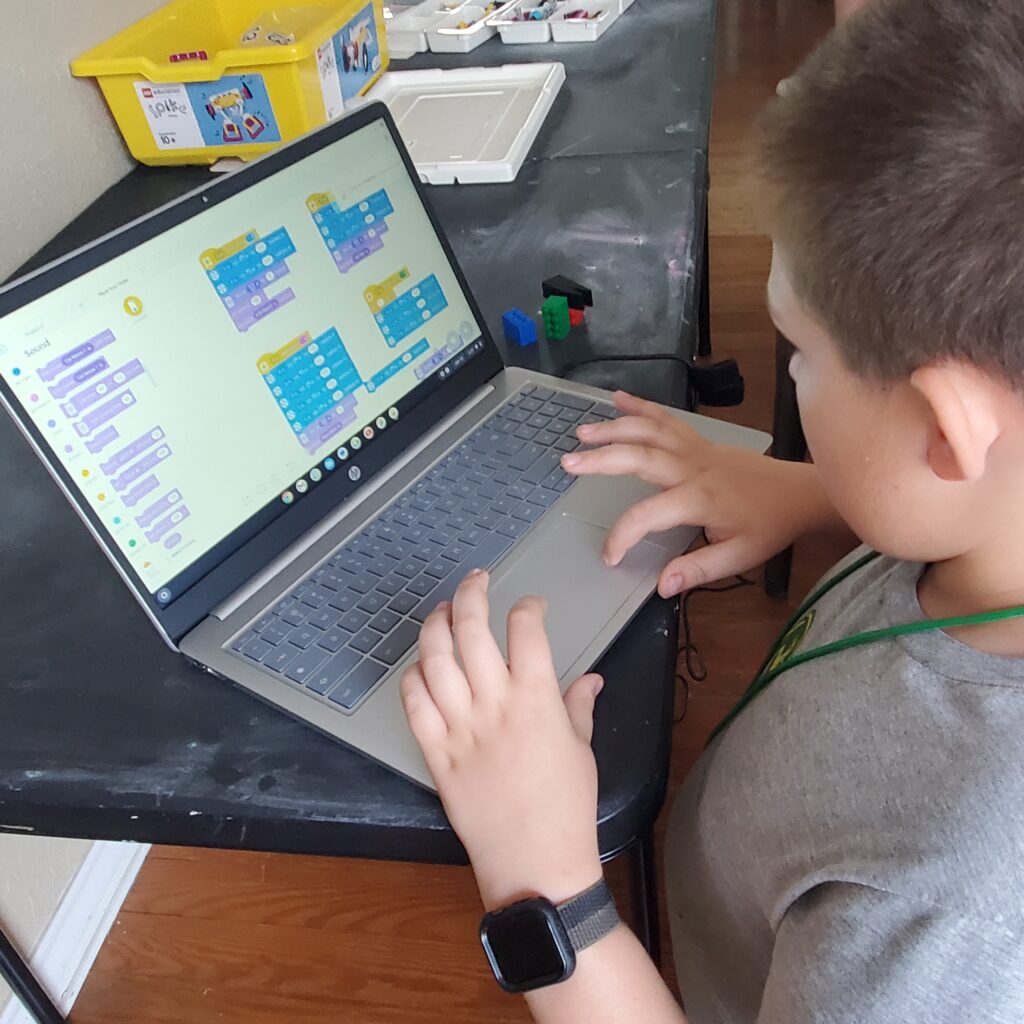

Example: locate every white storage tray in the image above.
[426,0,516,52]
[357,62,565,183]
[492,0,561,43]
[386,0,471,56]
[550,0,618,41]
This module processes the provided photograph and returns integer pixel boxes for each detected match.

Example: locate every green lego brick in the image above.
[542,295,570,341]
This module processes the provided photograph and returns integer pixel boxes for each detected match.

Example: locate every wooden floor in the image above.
[74,4,840,1020]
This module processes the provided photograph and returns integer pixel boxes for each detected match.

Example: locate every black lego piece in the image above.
[542,274,593,310]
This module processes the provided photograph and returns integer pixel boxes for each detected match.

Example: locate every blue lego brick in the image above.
[502,308,537,347]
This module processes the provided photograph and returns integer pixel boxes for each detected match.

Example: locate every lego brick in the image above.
[568,308,585,327]
[541,295,570,341]
[501,308,538,347]
[542,274,593,309]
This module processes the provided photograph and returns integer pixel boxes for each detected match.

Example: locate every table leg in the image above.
[627,827,661,967]
[0,927,65,1024]
[697,205,712,358]
[765,331,808,597]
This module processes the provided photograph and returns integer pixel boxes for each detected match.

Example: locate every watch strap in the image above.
[556,878,619,952]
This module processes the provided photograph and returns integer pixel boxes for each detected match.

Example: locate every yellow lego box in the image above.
[72,0,389,166]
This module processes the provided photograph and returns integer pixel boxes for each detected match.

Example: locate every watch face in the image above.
[480,899,575,993]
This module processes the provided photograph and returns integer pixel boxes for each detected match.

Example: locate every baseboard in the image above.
[0,841,149,1024]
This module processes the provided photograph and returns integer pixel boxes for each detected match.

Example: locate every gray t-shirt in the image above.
[666,550,1024,1023]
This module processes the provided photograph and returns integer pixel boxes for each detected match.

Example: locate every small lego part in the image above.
[502,308,538,347]
[569,308,585,327]
[542,274,593,310]
[541,295,570,341]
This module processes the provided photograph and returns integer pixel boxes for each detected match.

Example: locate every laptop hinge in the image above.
[210,383,496,623]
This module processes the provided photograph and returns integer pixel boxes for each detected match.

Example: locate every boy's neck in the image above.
[918,537,1024,656]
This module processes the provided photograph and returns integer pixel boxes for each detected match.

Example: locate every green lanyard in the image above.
[707,551,1024,745]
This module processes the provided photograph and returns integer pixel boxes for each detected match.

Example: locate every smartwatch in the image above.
[479,878,620,993]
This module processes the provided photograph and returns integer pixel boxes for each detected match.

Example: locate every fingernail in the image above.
[664,576,681,596]
[576,423,593,435]
[593,677,605,696]
[468,568,483,577]
[561,454,580,468]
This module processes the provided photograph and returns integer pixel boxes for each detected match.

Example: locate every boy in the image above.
[400,0,1024,1020]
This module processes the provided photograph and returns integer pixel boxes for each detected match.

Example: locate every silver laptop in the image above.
[0,104,767,789]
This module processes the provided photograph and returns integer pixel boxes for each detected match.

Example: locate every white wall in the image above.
[1,0,164,280]
[1,1,164,1014]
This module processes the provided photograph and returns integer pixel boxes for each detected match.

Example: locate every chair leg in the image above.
[627,827,661,967]
[765,331,808,598]
[0,927,65,1024]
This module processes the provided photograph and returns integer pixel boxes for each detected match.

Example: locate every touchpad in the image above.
[487,514,666,681]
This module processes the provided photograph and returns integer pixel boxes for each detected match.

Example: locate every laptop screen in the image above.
[0,117,487,610]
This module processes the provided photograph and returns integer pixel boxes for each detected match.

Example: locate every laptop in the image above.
[0,103,767,789]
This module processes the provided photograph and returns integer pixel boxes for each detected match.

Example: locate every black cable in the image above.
[674,574,756,724]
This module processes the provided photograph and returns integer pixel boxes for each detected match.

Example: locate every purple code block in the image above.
[122,475,159,508]
[298,401,359,454]
[62,360,144,417]
[227,288,296,333]
[163,533,182,550]
[135,488,183,528]
[37,330,115,382]
[100,426,165,476]
[85,426,119,454]
[78,390,136,434]
[48,357,109,399]
[111,443,171,492]
[145,504,190,543]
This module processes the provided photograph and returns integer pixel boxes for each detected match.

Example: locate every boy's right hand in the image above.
[560,391,837,597]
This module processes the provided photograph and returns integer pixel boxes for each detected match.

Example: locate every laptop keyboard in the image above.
[228,385,618,710]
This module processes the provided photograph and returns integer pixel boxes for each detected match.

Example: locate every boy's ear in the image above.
[909,363,1001,483]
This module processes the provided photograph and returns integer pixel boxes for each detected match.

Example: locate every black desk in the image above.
[0,2,716,1020]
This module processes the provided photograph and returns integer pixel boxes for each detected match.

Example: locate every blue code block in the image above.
[374,275,448,348]
[206,227,296,294]
[367,338,430,392]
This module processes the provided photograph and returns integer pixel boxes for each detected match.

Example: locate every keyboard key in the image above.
[445,513,473,532]
[336,552,369,575]
[505,482,534,501]
[497,438,525,456]
[375,575,405,597]
[554,436,580,453]
[552,393,593,411]
[555,407,585,424]
[329,661,387,709]
[264,644,301,673]
[285,646,329,684]
[306,650,360,695]
[402,526,428,544]
[425,559,455,580]
[540,401,563,417]
[350,628,382,654]
[509,443,543,471]
[407,574,439,598]
[527,413,553,429]
[290,625,322,650]
[317,626,352,653]
[388,591,419,616]
[531,387,555,401]
[523,451,562,485]
[528,486,560,508]
[368,608,401,634]
[490,497,519,516]
[253,614,275,633]
[300,587,332,609]
[514,424,539,441]
[372,620,420,666]
[535,430,560,447]
[446,542,471,563]
[241,636,273,662]
[307,608,339,631]
[277,604,308,628]
[497,519,529,539]
[358,591,388,615]
[512,503,543,523]
[260,619,293,645]
[394,559,422,580]
[327,590,359,612]
[474,511,505,532]
[461,528,485,546]
[419,511,444,529]
[345,575,374,595]
[505,408,530,424]
[592,402,618,418]
[520,383,536,394]
[339,608,371,632]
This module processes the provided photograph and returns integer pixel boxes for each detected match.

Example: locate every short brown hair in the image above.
[757,0,1024,383]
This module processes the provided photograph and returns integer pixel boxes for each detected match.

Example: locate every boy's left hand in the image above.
[400,569,605,912]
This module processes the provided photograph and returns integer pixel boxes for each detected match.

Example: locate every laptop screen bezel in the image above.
[0,102,505,645]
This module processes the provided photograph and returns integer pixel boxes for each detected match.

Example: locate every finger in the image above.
[604,483,709,567]
[657,537,752,597]
[400,663,450,774]
[575,414,683,451]
[561,443,688,488]
[563,673,604,743]
[611,390,673,421]
[418,601,473,723]
[451,570,508,700]
[505,596,558,684]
